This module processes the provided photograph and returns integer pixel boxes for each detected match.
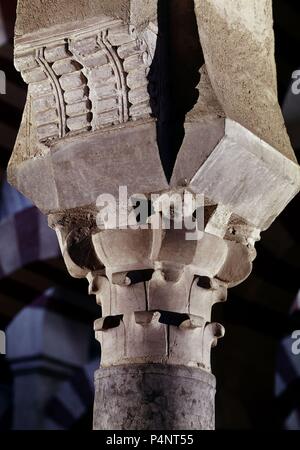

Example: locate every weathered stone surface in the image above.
[16,0,130,36]
[16,0,157,37]
[94,364,216,430]
[194,0,296,162]
[10,2,299,225]
[52,208,251,372]
[9,116,300,226]
[189,119,300,230]
[170,117,225,188]
[9,0,300,431]
[6,293,92,429]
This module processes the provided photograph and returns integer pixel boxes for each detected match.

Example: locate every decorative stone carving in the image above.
[9,0,300,430]
[48,189,259,429]
[14,18,154,145]
[6,288,94,430]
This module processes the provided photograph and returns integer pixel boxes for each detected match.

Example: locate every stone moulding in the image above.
[8,0,300,430]
[93,364,216,430]
[14,17,154,144]
[49,191,257,372]
[9,12,300,376]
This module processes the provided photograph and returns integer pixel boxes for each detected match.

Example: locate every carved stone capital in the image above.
[14,17,155,146]
[9,0,300,431]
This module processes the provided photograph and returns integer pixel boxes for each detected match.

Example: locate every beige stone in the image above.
[9,0,300,431]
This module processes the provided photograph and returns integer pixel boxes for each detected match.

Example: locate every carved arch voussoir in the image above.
[15,17,155,145]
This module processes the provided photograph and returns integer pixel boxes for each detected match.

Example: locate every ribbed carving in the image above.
[15,19,154,144]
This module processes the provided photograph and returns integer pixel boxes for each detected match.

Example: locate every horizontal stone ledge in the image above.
[8,115,300,231]
[95,310,219,331]
[189,119,300,230]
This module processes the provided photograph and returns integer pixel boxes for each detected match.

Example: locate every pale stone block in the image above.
[124,313,167,361]
[168,326,204,367]
[15,54,39,72]
[22,67,47,83]
[66,101,90,117]
[35,109,58,126]
[90,65,114,83]
[81,51,108,68]
[30,79,53,96]
[94,364,216,430]
[126,68,147,89]
[96,321,125,367]
[128,86,149,105]
[117,40,140,59]
[110,284,146,316]
[32,94,56,112]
